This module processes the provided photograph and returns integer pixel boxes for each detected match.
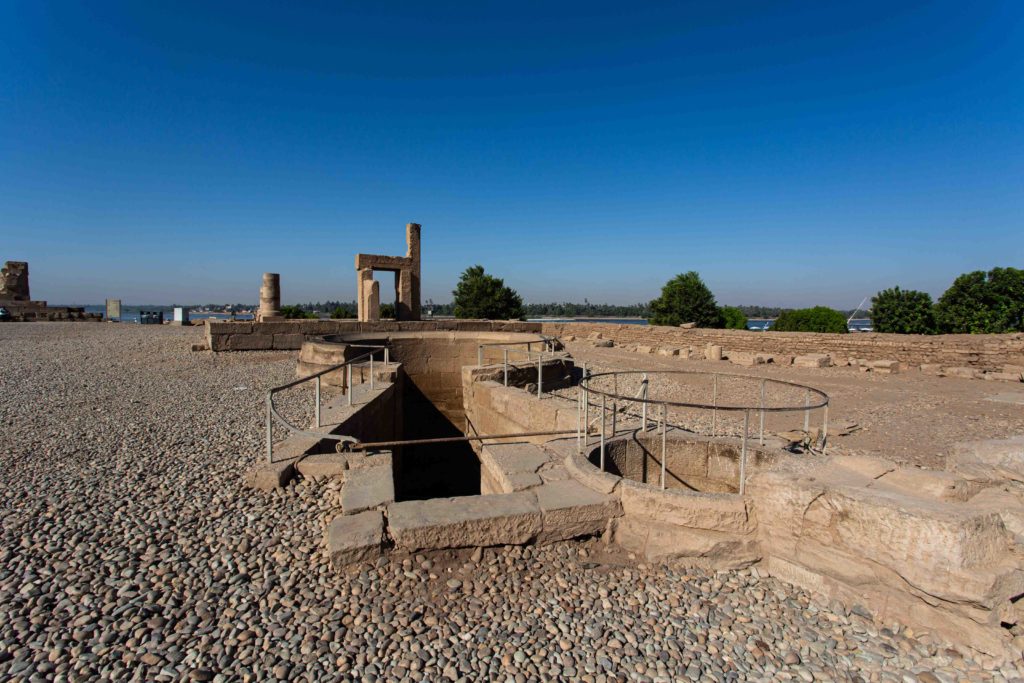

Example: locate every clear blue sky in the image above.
[2,1,1021,307]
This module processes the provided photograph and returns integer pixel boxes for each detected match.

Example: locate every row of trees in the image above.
[279,264,1023,335]
[871,268,1024,334]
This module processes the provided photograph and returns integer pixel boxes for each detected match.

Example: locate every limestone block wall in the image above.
[462,376,579,443]
[206,319,541,352]
[541,322,1024,370]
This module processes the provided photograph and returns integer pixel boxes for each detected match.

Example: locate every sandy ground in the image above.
[565,342,1024,470]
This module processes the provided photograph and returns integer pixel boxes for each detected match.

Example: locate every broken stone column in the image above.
[258,273,281,322]
[0,261,30,301]
[364,280,380,321]
[705,344,723,361]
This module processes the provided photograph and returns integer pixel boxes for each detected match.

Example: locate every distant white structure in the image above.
[173,307,190,326]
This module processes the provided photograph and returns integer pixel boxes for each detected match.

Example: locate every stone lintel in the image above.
[355,254,414,271]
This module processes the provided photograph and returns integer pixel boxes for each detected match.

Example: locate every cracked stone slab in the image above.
[341,465,395,514]
[534,479,621,543]
[387,491,542,550]
[326,510,384,569]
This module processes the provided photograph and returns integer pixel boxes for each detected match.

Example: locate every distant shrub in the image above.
[280,305,318,320]
[330,305,356,319]
[380,303,396,319]
[934,267,1024,333]
[648,272,724,327]
[720,306,747,330]
[772,306,848,333]
[870,287,935,334]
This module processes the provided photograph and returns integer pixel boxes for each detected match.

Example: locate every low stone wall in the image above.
[541,322,1024,370]
[206,319,541,352]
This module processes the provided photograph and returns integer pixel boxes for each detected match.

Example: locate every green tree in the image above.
[279,305,318,319]
[935,267,1024,333]
[379,302,396,319]
[772,306,848,333]
[452,265,525,320]
[870,287,935,334]
[720,306,748,330]
[648,272,724,327]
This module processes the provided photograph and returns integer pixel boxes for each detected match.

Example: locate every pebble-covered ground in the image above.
[1,323,1021,682]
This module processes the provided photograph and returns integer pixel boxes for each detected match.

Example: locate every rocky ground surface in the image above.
[566,342,1024,469]
[1,323,1022,682]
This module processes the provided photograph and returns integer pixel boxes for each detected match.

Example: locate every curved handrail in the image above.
[579,369,828,412]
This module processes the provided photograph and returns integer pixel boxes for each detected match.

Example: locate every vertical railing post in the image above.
[740,410,750,495]
[600,393,606,471]
[759,379,766,446]
[641,374,648,432]
[660,403,667,490]
[384,346,389,366]
[503,349,509,387]
[537,351,543,398]
[712,374,719,437]
[803,389,810,432]
[576,382,582,454]
[583,366,589,451]
[347,364,353,406]
[370,354,375,391]
[266,394,273,463]
[822,402,829,455]
[314,375,321,428]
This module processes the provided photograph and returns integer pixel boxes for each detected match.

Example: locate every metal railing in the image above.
[476,336,569,398]
[576,370,830,495]
[265,345,390,463]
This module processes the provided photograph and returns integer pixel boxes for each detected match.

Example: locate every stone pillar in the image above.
[406,222,421,321]
[357,268,375,322]
[365,280,380,321]
[0,261,30,302]
[258,273,281,322]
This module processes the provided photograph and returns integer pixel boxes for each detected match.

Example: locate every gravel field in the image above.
[1,323,1021,682]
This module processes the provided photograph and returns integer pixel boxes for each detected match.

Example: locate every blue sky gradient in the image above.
[2,1,1021,306]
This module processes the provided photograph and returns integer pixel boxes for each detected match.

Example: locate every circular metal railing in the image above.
[575,369,830,494]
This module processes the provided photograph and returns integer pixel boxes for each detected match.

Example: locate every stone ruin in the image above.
[1,261,30,301]
[355,222,421,322]
[233,227,1024,664]
[0,260,100,321]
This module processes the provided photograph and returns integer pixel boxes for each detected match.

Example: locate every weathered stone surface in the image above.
[273,333,305,350]
[296,453,348,480]
[878,467,975,502]
[949,437,1024,483]
[635,345,655,354]
[387,492,542,550]
[794,353,832,368]
[534,480,621,543]
[610,516,759,567]
[619,479,753,533]
[920,363,945,376]
[985,371,1022,382]
[871,359,900,374]
[341,465,395,514]
[593,339,614,348]
[479,443,549,493]
[945,366,982,379]
[244,459,296,490]
[728,352,763,367]
[832,455,897,481]
[326,510,384,568]
[257,272,281,322]
[225,333,274,351]
[704,344,723,361]
[657,347,680,357]
[564,451,620,495]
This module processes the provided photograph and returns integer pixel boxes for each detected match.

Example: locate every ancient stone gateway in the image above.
[355,222,421,322]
